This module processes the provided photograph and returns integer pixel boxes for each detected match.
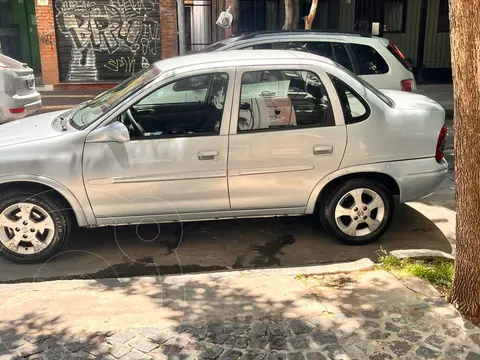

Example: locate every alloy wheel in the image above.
[334,188,386,237]
[0,202,55,255]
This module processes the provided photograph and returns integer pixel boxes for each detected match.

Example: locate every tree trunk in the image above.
[304,0,319,29]
[448,0,480,319]
[283,0,299,30]
[230,0,240,34]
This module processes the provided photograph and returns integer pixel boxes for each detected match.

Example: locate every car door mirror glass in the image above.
[86,122,130,143]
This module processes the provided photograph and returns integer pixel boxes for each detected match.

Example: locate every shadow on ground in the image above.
[0,204,452,283]
[1,270,478,360]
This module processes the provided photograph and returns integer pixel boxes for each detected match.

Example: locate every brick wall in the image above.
[35,0,179,88]
[35,0,60,86]
[160,0,179,59]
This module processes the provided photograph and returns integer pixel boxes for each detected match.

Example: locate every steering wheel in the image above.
[126,109,145,136]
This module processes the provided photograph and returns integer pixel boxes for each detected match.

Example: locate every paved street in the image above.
[0,204,454,283]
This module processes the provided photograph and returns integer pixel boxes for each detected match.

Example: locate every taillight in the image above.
[401,79,414,92]
[9,107,25,114]
[436,125,447,162]
[0,62,8,69]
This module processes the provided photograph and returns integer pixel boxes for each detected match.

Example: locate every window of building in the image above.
[437,0,450,33]
[350,44,389,75]
[329,75,370,125]
[124,72,229,138]
[237,70,334,132]
[384,0,407,33]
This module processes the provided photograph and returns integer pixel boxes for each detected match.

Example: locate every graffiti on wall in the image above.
[55,0,160,82]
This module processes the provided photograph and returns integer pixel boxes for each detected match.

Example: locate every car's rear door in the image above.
[227,64,347,211]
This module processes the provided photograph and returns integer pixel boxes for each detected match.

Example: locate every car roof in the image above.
[203,30,388,50]
[232,29,374,40]
[154,50,336,73]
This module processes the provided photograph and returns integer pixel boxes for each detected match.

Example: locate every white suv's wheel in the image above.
[320,179,394,245]
[0,189,70,264]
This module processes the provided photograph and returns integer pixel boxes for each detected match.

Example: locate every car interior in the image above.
[118,72,229,139]
[238,70,334,131]
[117,69,335,139]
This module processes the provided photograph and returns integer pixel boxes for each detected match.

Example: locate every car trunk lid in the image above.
[380,89,444,112]
[0,55,35,95]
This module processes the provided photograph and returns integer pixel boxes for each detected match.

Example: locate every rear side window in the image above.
[329,75,370,125]
[350,44,389,75]
[237,69,335,132]
[247,42,353,72]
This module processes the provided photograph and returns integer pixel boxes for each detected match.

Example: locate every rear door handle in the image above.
[313,145,334,156]
[198,150,219,160]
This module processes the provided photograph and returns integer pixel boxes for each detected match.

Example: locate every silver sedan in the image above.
[0,54,41,123]
[0,50,448,264]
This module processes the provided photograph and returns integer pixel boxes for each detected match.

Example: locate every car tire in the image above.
[319,178,394,245]
[0,189,71,264]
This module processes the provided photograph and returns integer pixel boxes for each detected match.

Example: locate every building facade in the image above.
[0,0,451,88]
[34,0,178,87]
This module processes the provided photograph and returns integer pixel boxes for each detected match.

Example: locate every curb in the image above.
[37,85,54,92]
[113,258,376,285]
[390,249,454,260]
[2,259,376,287]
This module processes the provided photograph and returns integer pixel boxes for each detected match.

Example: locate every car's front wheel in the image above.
[0,189,71,264]
[320,179,394,245]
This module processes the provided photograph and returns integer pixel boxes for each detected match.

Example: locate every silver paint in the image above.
[0,50,447,231]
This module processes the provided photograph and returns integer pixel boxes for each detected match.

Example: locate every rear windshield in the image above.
[334,62,395,108]
[0,54,25,69]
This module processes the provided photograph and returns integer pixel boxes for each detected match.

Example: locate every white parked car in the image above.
[200,30,417,92]
[0,54,41,123]
[0,51,447,264]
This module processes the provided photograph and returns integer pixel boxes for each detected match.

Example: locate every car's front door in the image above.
[82,69,234,221]
[227,65,347,211]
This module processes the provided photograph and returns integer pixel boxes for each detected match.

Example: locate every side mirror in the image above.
[86,122,130,143]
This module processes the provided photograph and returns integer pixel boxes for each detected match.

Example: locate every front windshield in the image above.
[69,65,162,128]
[334,62,395,108]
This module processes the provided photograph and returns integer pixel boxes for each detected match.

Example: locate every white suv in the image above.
[201,30,417,92]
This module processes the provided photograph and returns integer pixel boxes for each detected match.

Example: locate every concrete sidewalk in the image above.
[0,265,479,360]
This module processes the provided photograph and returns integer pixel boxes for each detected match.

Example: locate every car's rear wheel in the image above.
[320,179,394,245]
[0,189,70,264]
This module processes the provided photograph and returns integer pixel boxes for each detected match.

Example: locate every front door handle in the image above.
[313,145,334,156]
[198,150,219,160]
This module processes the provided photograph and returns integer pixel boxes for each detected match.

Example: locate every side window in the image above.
[138,74,211,105]
[332,43,354,72]
[329,75,370,125]
[350,44,389,75]
[237,69,334,133]
[305,42,334,59]
[124,73,229,138]
[252,43,273,49]
[251,42,335,61]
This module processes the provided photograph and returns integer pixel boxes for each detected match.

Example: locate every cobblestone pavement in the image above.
[1,298,479,360]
